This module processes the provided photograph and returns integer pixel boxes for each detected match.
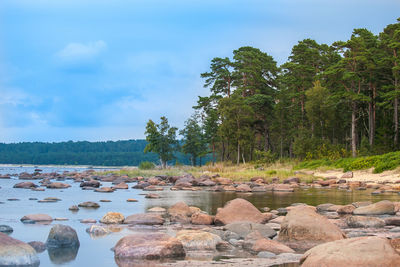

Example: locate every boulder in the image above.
[236,184,251,192]
[21,214,53,223]
[278,206,345,251]
[100,212,125,224]
[13,182,38,189]
[46,224,80,248]
[0,225,13,234]
[273,184,294,192]
[191,213,213,225]
[300,236,400,267]
[215,177,233,185]
[353,200,395,215]
[385,217,400,226]
[252,238,295,254]
[0,232,40,267]
[124,213,165,225]
[27,241,46,253]
[80,180,100,188]
[214,198,266,225]
[168,202,192,217]
[95,187,114,193]
[46,182,71,189]
[341,171,353,178]
[224,222,276,239]
[175,230,222,251]
[113,232,185,260]
[345,215,385,228]
[112,182,129,190]
[337,204,355,214]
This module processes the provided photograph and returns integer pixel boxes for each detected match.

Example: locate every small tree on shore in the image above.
[180,115,208,166]
[144,116,178,168]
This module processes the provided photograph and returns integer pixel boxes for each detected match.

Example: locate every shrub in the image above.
[138,161,155,170]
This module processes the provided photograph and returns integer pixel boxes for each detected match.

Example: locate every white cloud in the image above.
[57,40,107,61]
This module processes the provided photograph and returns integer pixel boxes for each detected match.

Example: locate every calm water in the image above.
[0,166,399,267]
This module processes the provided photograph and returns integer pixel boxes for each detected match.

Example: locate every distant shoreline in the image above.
[0,164,129,169]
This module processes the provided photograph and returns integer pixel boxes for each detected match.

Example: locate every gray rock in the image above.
[0,225,13,234]
[224,222,276,239]
[46,224,80,248]
[257,251,277,258]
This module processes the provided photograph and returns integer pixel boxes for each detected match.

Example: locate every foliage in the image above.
[138,161,155,170]
[144,116,178,168]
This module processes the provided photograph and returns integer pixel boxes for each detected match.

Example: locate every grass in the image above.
[295,151,400,173]
[99,161,316,183]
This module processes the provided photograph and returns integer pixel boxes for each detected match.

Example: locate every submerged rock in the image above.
[300,236,400,267]
[113,232,185,260]
[0,232,40,267]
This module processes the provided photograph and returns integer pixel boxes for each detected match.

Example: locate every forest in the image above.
[175,18,400,165]
[0,140,196,166]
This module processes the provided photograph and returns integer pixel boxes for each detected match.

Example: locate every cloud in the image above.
[56,40,107,61]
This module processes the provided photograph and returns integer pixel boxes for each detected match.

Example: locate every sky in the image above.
[0,0,399,143]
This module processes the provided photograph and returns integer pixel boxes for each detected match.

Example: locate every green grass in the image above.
[295,151,400,173]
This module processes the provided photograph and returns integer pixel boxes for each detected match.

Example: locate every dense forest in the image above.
[0,140,197,166]
[181,18,400,164]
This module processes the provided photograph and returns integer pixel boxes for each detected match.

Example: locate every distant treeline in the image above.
[0,140,204,166]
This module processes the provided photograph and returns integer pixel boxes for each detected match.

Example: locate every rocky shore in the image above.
[1,169,400,266]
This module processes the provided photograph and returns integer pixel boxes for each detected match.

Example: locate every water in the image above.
[0,166,399,267]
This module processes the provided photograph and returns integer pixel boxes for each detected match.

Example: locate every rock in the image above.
[345,215,385,228]
[214,198,266,225]
[168,202,192,217]
[86,225,109,237]
[69,205,79,211]
[0,232,40,267]
[300,236,400,267]
[145,193,160,199]
[13,182,38,189]
[352,201,372,208]
[27,241,46,253]
[257,251,276,258]
[80,180,100,188]
[191,213,213,225]
[95,187,114,193]
[337,204,355,214]
[236,184,251,192]
[215,177,233,185]
[316,203,334,212]
[385,217,400,226]
[100,199,111,202]
[353,200,395,215]
[126,199,138,202]
[148,207,166,213]
[341,171,353,178]
[251,237,295,254]
[0,225,13,234]
[112,182,129,190]
[46,224,80,248]
[278,206,345,251]
[175,230,222,251]
[78,201,100,208]
[124,213,165,225]
[80,219,97,224]
[113,232,185,260]
[46,182,71,189]
[224,222,276,239]
[391,238,400,253]
[273,184,294,192]
[100,212,125,224]
[21,214,53,223]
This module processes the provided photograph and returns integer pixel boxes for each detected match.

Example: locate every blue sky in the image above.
[1,0,399,142]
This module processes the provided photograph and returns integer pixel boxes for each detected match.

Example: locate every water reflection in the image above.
[48,246,79,264]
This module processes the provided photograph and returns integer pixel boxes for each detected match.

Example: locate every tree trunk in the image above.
[395,95,399,147]
[264,124,270,151]
[212,141,216,164]
[237,142,240,165]
[351,101,357,157]
[368,84,376,147]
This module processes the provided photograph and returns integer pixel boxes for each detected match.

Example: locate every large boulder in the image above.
[243,231,294,254]
[345,215,385,228]
[20,214,53,223]
[113,232,185,260]
[353,200,395,215]
[175,230,222,251]
[0,233,40,267]
[214,198,266,225]
[46,224,80,248]
[278,206,345,251]
[124,213,165,225]
[100,212,125,224]
[300,236,400,267]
